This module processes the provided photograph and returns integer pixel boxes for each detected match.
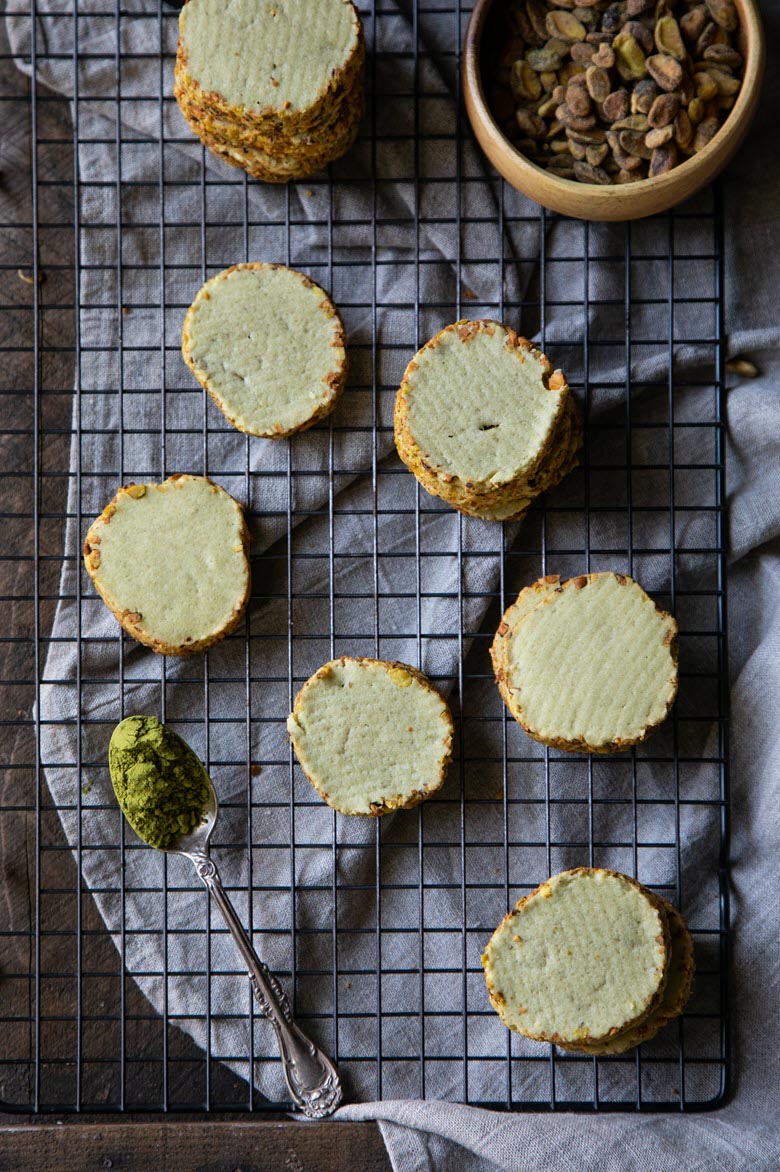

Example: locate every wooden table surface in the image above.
[0,39,392,1172]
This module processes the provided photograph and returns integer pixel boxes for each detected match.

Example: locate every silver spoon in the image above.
[117,751,342,1118]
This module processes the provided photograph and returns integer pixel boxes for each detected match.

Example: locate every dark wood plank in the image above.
[0,22,77,1112]
[0,1121,393,1172]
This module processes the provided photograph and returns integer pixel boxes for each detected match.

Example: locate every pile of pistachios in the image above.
[491,0,743,184]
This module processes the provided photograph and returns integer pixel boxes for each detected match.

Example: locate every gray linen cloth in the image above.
[8,0,780,1166]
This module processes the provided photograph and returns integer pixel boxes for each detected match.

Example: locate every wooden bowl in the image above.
[463,0,764,221]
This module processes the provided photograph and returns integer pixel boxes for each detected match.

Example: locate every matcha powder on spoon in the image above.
[109,715,211,850]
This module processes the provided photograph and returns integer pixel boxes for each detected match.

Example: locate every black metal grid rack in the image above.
[1,0,729,1114]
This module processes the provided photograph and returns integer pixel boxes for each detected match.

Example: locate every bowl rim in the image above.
[463,0,765,207]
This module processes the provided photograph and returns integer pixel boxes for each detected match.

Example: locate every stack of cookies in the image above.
[483,867,695,1055]
[174,0,365,183]
[394,320,581,521]
[491,571,678,752]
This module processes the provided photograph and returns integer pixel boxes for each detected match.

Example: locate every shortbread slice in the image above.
[482,868,670,1045]
[182,264,347,438]
[83,474,250,656]
[394,320,569,495]
[287,657,453,816]
[177,0,362,125]
[492,571,678,753]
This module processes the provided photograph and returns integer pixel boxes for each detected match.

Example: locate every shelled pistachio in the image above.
[490,0,744,184]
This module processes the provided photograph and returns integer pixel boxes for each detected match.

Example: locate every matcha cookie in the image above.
[182,263,347,438]
[394,320,580,521]
[482,868,670,1046]
[491,571,678,752]
[287,657,453,816]
[83,474,251,655]
[174,0,364,182]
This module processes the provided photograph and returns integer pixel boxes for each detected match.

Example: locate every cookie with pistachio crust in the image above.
[182,264,347,438]
[491,571,678,753]
[83,474,251,656]
[287,657,453,816]
[394,320,580,521]
[175,0,363,129]
[174,0,364,181]
[482,868,671,1046]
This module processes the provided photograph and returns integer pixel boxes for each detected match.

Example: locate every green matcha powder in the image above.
[109,715,211,850]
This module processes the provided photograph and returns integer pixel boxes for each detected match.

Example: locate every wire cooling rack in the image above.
[1,0,728,1114]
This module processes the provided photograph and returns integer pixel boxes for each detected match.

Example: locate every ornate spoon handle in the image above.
[189,851,342,1119]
